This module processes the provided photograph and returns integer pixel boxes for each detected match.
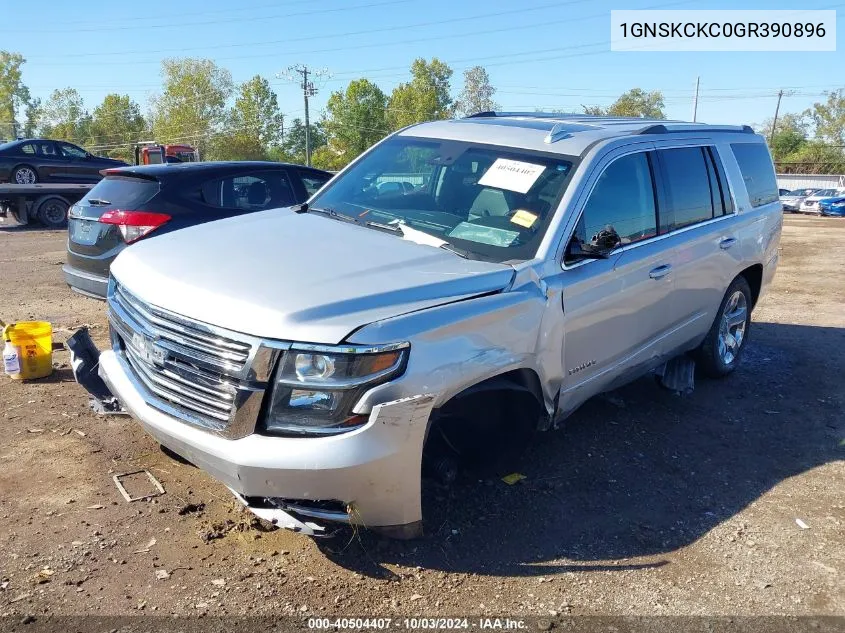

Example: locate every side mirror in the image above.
[565,238,609,263]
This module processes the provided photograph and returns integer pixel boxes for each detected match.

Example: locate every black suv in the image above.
[0,139,127,183]
[63,161,332,298]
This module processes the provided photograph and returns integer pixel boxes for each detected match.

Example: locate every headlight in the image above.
[263,342,409,435]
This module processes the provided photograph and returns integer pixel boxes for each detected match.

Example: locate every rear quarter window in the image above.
[731,143,778,208]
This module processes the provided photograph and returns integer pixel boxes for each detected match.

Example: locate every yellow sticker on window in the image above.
[510,209,538,228]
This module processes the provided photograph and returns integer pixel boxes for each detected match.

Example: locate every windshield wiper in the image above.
[439,242,471,259]
[297,203,360,225]
[87,198,111,206]
[365,220,402,234]
[366,220,474,259]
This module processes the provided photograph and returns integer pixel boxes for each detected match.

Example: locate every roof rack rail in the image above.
[638,123,754,135]
[464,111,576,119]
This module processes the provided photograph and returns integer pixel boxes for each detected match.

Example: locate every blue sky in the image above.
[3,0,843,129]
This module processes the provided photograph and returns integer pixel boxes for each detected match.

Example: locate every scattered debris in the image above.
[795,518,810,530]
[178,502,206,516]
[27,428,43,434]
[410,593,423,601]
[155,569,170,580]
[133,538,157,553]
[86,504,104,510]
[88,396,128,416]
[73,429,86,437]
[113,470,165,502]
[501,473,527,485]
[211,578,226,587]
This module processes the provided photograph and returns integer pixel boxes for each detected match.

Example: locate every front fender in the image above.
[348,285,555,415]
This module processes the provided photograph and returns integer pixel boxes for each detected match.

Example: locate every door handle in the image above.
[649,264,672,279]
[719,237,738,250]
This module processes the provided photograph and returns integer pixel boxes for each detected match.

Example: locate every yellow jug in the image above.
[2,321,53,380]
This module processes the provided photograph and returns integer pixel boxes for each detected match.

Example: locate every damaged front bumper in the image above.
[97,348,434,538]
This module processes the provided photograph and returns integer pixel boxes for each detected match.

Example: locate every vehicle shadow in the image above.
[318,321,844,578]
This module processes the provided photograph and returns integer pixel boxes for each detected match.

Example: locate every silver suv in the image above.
[97,114,782,538]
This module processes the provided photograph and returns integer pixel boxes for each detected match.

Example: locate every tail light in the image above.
[99,210,171,244]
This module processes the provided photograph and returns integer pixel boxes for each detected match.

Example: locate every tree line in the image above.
[2,50,844,173]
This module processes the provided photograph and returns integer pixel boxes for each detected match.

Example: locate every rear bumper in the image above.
[63,264,108,299]
[97,349,433,534]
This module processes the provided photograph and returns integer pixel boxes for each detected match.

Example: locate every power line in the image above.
[278,65,332,166]
[16,0,415,34]
[24,0,585,62]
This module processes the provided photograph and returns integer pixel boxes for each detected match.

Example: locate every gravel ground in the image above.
[0,213,842,621]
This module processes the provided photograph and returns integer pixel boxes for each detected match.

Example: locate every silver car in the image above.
[97,114,782,538]
[780,187,818,212]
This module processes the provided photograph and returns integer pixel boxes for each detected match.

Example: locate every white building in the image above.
[777,173,845,190]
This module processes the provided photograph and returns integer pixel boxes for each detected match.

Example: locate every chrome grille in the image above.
[107,281,273,437]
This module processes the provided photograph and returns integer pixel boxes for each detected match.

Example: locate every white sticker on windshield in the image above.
[478,158,546,194]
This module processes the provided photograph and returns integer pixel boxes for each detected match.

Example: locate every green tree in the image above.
[387,58,453,130]
[280,117,326,164]
[215,75,284,160]
[151,58,233,158]
[454,66,499,117]
[776,140,845,175]
[805,89,845,145]
[324,78,388,165]
[0,51,31,138]
[583,88,666,119]
[88,94,147,160]
[23,97,40,137]
[39,88,91,143]
[757,113,808,162]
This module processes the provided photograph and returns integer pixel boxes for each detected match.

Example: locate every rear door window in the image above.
[19,143,35,155]
[657,147,714,229]
[201,171,296,211]
[731,143,778,208]
[36,141,60,157]
[569,151,658,259]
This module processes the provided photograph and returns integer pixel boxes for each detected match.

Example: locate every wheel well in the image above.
[423,369,547,471]
[738,264,763,308]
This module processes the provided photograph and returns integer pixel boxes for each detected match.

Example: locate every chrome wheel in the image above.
[718,290,748,365]
[14,167,37,184]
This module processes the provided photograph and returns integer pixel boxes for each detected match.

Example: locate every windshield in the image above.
[309,137,575,262]
[787,188,817,196]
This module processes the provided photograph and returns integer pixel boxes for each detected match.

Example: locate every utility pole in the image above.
[278,64,329,167]
[692,76,700,122]
[770,89,785,145]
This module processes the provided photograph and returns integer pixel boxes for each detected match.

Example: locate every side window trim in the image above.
[707,146,735,214]
[561,147,659,269]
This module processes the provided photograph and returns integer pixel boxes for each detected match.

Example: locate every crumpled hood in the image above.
[110,208,514,343]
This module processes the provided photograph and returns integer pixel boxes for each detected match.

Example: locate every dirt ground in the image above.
[0,213,842,621]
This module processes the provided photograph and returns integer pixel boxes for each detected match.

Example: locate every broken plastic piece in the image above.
[795,518,810,530]
[501,472,527,485]
[68,327,128,415]
[113,469,165,502]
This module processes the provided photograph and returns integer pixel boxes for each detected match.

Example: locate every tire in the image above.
[36,196,70,229]
[12,165,38,184]
[695,276,752,378]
